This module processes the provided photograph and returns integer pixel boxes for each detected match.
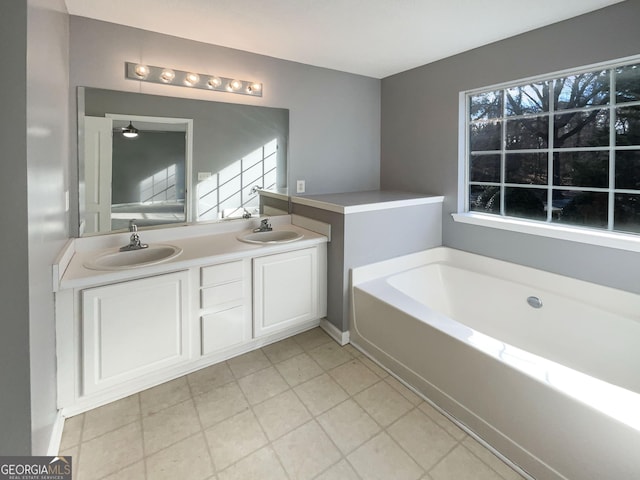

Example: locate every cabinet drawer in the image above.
[201,261,243,287]
[201,281,244,309]
[201,306,246,354]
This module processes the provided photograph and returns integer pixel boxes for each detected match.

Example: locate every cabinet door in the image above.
[253,248,318,337]
[82,271,189,395]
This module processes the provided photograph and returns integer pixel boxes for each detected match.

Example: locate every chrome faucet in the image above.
[253,218,272,232]
[120,220,149,251]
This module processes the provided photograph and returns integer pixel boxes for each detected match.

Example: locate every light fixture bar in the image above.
[125,62,263,97]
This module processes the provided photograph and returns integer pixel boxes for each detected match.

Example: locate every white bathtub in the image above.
[350,247,640,480]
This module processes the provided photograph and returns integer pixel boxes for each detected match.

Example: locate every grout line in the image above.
[137,394,148,480]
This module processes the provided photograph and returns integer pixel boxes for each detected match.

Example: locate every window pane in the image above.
[506,116,548,149]
[505,153,547,184]
[615,106,640,146]
[614,193,640,233]
[504,187,546,219]
[470,154,500,182]
[553,152,609,188]
[554,109,609,148]
[553,190,608,228]
[554,70,609,109]
[505,82,549,116]
[469,185,500,213]
[616,64,640,104]
[470,91,502,120]
[470,121,501,151]
[615,150,640,189]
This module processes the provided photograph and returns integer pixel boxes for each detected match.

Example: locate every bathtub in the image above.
[350,247,640,480]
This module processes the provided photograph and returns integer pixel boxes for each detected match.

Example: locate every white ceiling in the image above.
[64,0,624,79]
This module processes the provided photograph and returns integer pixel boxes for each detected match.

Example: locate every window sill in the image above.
[451,212,640,253]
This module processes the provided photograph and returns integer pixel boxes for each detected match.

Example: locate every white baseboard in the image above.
[47,410,65,455]
[319,318,350,345]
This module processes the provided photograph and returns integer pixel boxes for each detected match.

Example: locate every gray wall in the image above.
[69,16,381,234]
[292,203,443,331]
[381,1,640,294]
[112,132,186,204]
[27,0,70,454]
[0,0,32,456]
[0,0,69,455]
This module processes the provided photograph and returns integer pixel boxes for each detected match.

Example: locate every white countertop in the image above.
[56,221,327,291]
[291,190,444,214]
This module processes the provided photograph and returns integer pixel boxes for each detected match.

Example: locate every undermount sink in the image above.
[238,230,303,244]
[84,244,182,271]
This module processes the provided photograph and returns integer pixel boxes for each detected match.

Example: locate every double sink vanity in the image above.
[54,215,328,415]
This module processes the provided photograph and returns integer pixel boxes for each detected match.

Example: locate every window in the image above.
[463,58,640,236]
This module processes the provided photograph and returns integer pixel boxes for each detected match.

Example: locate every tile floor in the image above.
[59,328,525,480]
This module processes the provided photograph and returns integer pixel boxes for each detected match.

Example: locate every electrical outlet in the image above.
[296,180,306,193]
[198,172,212,181]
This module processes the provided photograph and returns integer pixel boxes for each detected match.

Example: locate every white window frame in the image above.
[453,54,640,253]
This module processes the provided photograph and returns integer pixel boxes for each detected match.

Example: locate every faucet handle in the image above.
[129,219,138,232]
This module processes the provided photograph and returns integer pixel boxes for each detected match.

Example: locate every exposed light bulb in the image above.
[207,76,222,88]
[184,73,200,86]
[134,64,149,78]
[246,82,262,94]
[160,69,175,83]
[229,79,242,91]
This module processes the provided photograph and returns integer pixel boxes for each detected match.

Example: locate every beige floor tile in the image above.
[57,445,78,479]
[308,341,353,370]
[194,381,249,428]
[187,362,236,397]
[430,444,504,480]
[77,422,144,480]
[101,460,146,480]
[329,359,380,395]
[82,394,141,441]
[384,376,422,405]
[253,389,311,440]
[293,373,349,415]
[354,380,413,427]
[388,408,457,471]
[274,352,323,386]
[357,355,389,378]
[272,420,341,480]
[237,366,289,405]
[227,349,271,379]
[146,432,214,480]
[59,414,84,451]
[142,399,201,454]
[418,402,467,441]
[317,398,380,454]
[140,376,192,416]
[262,337,304,363]
[204,409,268,471]
[348,432,423,480]
[292,327,332,351]
[217,446,288,480]
[342,343,363,358]
[461,437,525,480]
[315,459,360,480]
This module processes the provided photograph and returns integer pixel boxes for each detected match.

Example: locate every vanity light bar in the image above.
[125,62,263,97]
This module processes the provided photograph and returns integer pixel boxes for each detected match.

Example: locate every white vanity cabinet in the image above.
[55,223,328,415]
[253,247,324,337]
[199,259,252,355]
[81,271,190,395]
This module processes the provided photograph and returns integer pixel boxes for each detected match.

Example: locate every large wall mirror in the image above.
[77,87,289,236]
